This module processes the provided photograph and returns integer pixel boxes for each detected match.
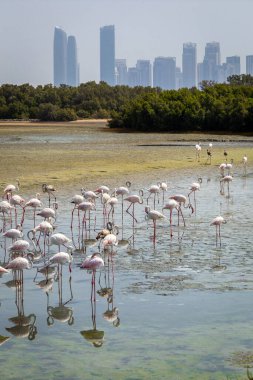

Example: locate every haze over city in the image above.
[1,0,252,86]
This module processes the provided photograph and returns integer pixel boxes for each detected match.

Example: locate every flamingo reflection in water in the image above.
[97,253,120,328]
[80,252,105,347]
[46,270,74,327]
[5,269,37,340]
[80,295,105,348]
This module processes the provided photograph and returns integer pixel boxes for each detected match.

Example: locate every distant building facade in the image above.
[54,27,79,87]
[182,42,197,88]
[136,60,152,87]
[226,55,240,77]
[54,27,67,86]
[115,59,128,85]
[203,42,221,82]
[100,25,115,86]
[67,35,78,87]
[153,57,176,90]
[246,55,253,75]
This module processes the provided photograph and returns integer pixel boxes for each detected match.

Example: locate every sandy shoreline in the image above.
[0,120,252,192]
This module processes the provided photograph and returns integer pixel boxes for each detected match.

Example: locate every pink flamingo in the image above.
[80,253,104,301]
[70,194,84,228]
[147,184,160,209]
[49,250,73,270]
[6,256,33,270]
[22,193,42,227]
[210,216,226,247]
[3,180,20,200]
[188,181,200,213]
[49,233,72,252]
[162,199,179,237]
[42,183,56,207]
[124,193,143,224]
[145,206,166,242]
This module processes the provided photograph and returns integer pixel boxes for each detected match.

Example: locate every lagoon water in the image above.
[0,144,253,379]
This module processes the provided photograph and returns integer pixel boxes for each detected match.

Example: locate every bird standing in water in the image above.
[81,253,104,301]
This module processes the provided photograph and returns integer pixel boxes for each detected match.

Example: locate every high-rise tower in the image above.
[136,60,152,87]
[67,36,78,87]
[54,27,67,87]
[246,55,253,75]
[153,57,176,90]
[100,25,115,86]
[182,43,197,88]
[202,42,220,82]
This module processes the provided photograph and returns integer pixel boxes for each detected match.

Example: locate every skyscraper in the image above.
[136,60,152,87]
[54,27,67,86]
[246,55,253,75]
[100,25,115,86]
[203,42,221,82]
[226,56,240,77]
[153,57,176,90]
[115,59,128,85]
[67,35,78,87]
[127,67,139,87]
[182,43,197,88]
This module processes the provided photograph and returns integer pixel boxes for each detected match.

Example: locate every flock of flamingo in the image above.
[0,144,249,343]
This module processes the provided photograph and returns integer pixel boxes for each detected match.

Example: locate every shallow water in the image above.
[1,159,253,379]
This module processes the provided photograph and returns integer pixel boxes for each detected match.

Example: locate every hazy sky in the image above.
[1,0,252,86]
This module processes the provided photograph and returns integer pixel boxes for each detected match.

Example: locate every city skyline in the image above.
[1,0,253,86]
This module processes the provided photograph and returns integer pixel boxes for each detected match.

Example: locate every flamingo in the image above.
[42,183,56,206]
[94,185,110,194]
[114,182,131,225]
[80,253,104,301]
[145,206,166,242]
[219,163,227,177]
[195,144,201,161]
[3,180,20,200]
[188,182,200,213]
[147,184,160,208]
[159,182,167,203]
[106,196,118,222]
[162,199,179,225]
[206,149,212,164]
[27,221,54,256]
[37,206,56,221]
[242,154,248,175]
[124,193,143,224]
[220,175,233,196]
[22,193,42,227]
[3,225,23,241]
[77,201,96,232]
[70,194,84,228]
[49,233,72,252]
[81,189,99,203]
[0,266,10,274]
[8,239,30,255]
[169,194,192,226]
[6,256,33,270]
[49,249,73,273]
[210,216,226,247]
[0,200,14,220]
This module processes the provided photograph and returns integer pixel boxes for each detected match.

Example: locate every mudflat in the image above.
[0,119,252,191]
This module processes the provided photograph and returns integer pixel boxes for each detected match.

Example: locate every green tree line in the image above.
[109,76,253,133]
[0,81,155,121]
[0,75,253,132]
